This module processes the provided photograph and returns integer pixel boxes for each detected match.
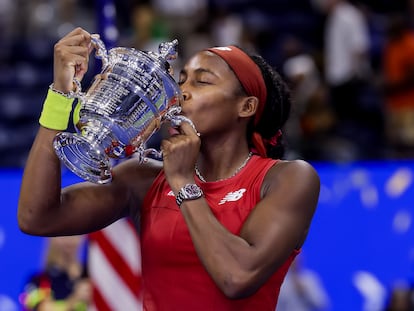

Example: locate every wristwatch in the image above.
[176,183,204,207]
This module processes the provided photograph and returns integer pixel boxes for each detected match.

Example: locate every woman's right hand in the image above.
[53,27,92,93]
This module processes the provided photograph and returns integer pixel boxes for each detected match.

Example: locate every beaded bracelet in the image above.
[48,77,81,99]
[48,83,76,99]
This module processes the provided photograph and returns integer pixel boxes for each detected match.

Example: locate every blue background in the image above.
[0,161,413,310]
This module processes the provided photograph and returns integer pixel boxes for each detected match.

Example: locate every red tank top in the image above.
[141,155,299,310]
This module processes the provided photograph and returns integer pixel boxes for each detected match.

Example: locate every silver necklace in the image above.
[195,152,253,182]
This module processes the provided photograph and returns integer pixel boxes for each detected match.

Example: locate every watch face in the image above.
[183,184,203,199]
[176,183,203,207]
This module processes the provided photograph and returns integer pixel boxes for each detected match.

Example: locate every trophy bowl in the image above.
[53,35,193,184]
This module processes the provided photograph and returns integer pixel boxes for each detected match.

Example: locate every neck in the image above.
[196,125,251,181]
[196,149,252,182]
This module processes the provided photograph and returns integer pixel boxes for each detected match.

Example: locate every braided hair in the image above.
[247,53,292,159]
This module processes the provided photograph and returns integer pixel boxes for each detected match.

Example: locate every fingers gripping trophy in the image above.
[53,35,195,184]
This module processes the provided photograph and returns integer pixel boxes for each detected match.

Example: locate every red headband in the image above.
[206,46,267,125]
[207,46,272,157]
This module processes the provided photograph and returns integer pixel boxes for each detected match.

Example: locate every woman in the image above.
[18,27,320,310]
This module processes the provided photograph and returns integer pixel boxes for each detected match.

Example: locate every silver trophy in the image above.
[53,35,194,184]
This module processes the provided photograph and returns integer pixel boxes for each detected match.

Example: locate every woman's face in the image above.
[178,51,245,136]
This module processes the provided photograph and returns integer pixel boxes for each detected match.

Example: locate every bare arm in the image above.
[17,125,144,236]
[17,27,160,236]
[180,160,319,298]
[163,123,320,299]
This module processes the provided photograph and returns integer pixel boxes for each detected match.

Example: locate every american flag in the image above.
[88,1,143,310]
[88,219,142,311]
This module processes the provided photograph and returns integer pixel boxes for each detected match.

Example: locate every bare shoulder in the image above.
[273,159,319,180]
[262,159,321,239]
[242,159,320,256]
[264,159,320,197]
[267,159,319,180]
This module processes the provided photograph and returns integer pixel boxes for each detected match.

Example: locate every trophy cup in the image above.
[53,35,194,184]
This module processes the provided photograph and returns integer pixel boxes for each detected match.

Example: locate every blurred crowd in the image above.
[2,0,414,166]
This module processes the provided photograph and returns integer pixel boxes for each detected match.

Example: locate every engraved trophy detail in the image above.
[53,35,195,184]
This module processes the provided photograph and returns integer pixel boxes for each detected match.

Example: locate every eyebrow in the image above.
[179,67,219,77]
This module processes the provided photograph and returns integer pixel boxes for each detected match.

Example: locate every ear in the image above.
[239,96,259,118]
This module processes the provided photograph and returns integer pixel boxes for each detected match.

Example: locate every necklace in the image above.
[195,152,253,182]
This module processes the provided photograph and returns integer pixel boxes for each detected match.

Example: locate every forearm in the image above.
[18,126,64,235]
[179,199,263,298]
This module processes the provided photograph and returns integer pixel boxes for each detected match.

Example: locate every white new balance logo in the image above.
[219,189,246,205]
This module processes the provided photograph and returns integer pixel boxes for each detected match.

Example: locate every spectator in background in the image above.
[0,0,15,43]
[276,254,331,311]
[120,1,169,52]
[314,0,372,160]
[281,36,336,161]
[152,0,208,60]
[20,235,91,311]
[210,5,244,48]
[382,14,414,158]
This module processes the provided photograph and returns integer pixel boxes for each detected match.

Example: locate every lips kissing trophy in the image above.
[53,35,194,184]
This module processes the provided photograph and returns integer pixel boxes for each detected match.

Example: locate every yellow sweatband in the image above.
[39,89,75,130]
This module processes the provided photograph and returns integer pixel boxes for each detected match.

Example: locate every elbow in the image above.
[18,218,36,236]
[17,203,46,236]
[219,272,259,299]
[18,216,50,236]
[17,210,38,235]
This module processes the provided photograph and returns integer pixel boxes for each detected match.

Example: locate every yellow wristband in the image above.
[39,89,75,130]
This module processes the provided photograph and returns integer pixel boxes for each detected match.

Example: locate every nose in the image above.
[181,90,190,101]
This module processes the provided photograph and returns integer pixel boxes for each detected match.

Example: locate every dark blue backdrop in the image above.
[0,161,413,310]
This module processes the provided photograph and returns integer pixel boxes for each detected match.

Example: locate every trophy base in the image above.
[53,132,112,184]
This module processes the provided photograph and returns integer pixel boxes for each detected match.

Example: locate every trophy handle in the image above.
[132,106,199,163]
[69,34,109,101]
[163,106,199,134]
[91,34,109,68]
[137,115,198,162]
[142,147,163,161]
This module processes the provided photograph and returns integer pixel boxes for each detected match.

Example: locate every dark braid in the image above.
[221,46,292,159]
[247,53,292,159]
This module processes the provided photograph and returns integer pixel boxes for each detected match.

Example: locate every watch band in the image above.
[176,183,203,207]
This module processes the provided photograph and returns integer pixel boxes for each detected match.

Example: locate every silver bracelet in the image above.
[48,79,81,99]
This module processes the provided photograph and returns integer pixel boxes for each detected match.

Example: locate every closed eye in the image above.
[178,79,212,86]
[178,68,217,86]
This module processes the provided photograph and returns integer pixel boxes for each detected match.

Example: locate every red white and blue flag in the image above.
[88,218,142,311]
[87,2,142,310]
